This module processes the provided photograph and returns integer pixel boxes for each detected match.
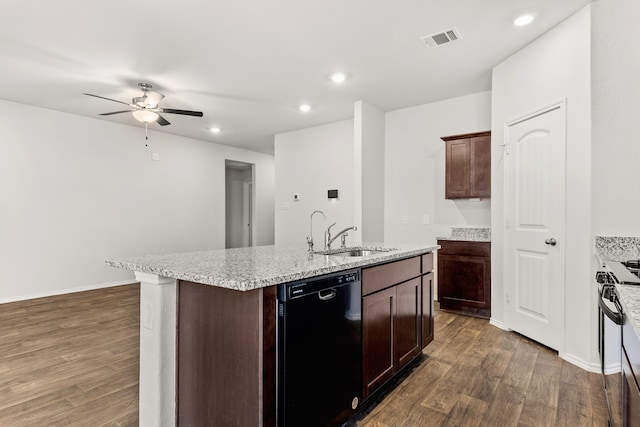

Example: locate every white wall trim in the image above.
[0,280,137,304]
[489,317,511,331]
[503,97,568,128]
[560,351,601,373]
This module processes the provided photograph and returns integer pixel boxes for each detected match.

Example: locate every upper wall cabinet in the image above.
[441,131,491,199]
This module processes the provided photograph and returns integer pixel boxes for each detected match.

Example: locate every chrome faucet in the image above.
[307,210,326,252]
[324,224,358,250]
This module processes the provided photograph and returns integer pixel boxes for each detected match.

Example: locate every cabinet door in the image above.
[421,273,434,348]
[438,253,491,318]
[623,349,640,427]
[362,287,395,399]
[395,278,421,370]
[445,139,470,198]
[470,134,491,198]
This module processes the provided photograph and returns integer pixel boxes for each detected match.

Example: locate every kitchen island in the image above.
[106,243,438,427]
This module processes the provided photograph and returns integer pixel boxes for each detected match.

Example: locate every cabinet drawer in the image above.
[362,257,421,296]
[437,240,490,257]
[421,253,434,273]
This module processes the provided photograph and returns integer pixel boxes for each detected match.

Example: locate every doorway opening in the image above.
[225,160,255,249]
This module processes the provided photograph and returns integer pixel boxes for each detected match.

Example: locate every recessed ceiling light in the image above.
[299,104,311,113]
[514,14,535,27]
[210,127,221,134]
[330,72,347,84]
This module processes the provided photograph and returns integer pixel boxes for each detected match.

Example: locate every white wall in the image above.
[274,120,354,246]
[384,92,492,245]
[0,99,274,302]
[491,7,593,367]
[592,0,640,235]
[355,101,385,242]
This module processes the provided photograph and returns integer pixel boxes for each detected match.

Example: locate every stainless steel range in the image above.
[596,259,640,427]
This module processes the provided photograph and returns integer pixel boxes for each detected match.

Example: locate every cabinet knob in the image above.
[545,238,557,246]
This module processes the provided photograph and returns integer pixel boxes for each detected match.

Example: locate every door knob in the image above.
[545,238,557,246]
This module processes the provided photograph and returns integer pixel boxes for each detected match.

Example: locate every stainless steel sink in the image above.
[319,248,395,257]
[341,249,385,257]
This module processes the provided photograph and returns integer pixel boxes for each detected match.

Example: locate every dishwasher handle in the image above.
[318,289,337,301]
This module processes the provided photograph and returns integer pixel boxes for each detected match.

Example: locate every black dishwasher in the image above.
[277,269,362,427]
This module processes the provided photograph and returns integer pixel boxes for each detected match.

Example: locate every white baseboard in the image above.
[0,280,138,304]
[489,317,511,331]
[560,351,601,373]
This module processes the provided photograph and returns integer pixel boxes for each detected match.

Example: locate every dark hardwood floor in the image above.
[357,309,608,427]
[0,284,607,426]
[0,284,139,426]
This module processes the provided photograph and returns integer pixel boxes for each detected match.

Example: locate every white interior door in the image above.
[504,101,565,351]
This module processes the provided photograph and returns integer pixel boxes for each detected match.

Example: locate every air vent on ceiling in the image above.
[421,27,462,50]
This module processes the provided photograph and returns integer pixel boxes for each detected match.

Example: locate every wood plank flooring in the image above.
[0,284,140,426]
[0,284,608,426]
[356,309,608,427]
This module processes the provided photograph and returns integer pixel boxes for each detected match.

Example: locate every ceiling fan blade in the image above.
[83,93,131,106]
[99,110,135,116]
[160,108,204,117]
[156,115,171,126]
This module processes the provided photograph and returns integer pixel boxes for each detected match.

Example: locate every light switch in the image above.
[423,214,430,224]
[151,153,160,161]
[401,215,408,225]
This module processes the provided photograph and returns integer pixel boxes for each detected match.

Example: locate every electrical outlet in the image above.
[151,153,160,161]
[142,303,153,330]
[401,215,408,225]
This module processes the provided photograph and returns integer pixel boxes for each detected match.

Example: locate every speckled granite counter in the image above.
[615,283,640,338]
[437,226,491,242]
[105,243,438,291]
[596,236,640,262]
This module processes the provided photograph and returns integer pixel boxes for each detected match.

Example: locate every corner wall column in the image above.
[135,272,178,427]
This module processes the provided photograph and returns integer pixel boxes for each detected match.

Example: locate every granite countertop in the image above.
[615,284,640,339]
[437,226,491,243]
[105,243,439,292]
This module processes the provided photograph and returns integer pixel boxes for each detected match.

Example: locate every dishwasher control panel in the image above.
[278,270,360,301]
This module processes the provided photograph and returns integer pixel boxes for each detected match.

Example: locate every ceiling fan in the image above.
[83,82,204,127]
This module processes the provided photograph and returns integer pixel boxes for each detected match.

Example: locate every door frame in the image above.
[502,98,567,354]
[242,181,253,247]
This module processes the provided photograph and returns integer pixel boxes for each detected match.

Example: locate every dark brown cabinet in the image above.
[421,272,434,348]
[362,253,434,399]
[623,314,640,426]
[442,131,491,199]
[177,253,436,423]
[362,286,395,398]
[395,278,422,368]
[623,350,640,427]
[437,240,491,319]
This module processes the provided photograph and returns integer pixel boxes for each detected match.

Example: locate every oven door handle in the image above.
[599,294,623,325]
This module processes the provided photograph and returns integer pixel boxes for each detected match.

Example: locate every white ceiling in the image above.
[0,0,591,154]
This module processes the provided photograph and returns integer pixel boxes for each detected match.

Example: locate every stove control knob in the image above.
[545,237,557,246]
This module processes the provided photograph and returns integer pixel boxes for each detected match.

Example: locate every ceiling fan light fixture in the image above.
[144,92,164,108]
[132,109,159,123]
